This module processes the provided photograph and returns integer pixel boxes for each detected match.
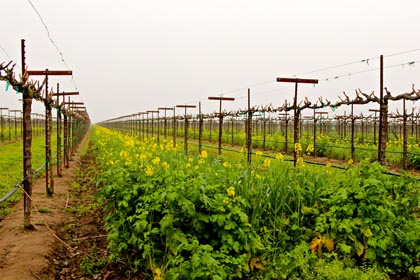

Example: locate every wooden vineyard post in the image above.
[130,114,135,136]
[208,96,235,155]
[63,109,69,168]
[198,102,203,154]
[369,109,380,145]
[231,117,234,146]
[156,111,160,142]
[66,102,84,157]
[46,77,54,195]
[139,112,146,140]
[172,107,176,147]
[146,112,150,138]
[209,118,212,142]
[56,84,62,176]
[360,115,365,144]
[402,99,408,169]
[247,89,252,163]
[138,113,142,138]
[27,69,72,196]
[416,111,419,144]
[158,107,174,139]
[132,114,137,137]
[10,110,20,140]
[378,55,387,164]
[313,109,317,158]
[0,108,7,142]
[7,110,11,141]
[69,112,73,159]
[313,111,328,158]
[411,108,415,138]
[192,118,197,139]
[21,39,34,229]
[54,92,79,172]
[69,106,86,148]
[147,111,159,142]
[135,113,140,137]
[262,113,267,150]
[176,105,196,155]
[351,104,355,162]
[280,112,289,154]
[277,77,318,167]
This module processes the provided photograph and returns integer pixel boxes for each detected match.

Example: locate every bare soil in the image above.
[47,147,130,280]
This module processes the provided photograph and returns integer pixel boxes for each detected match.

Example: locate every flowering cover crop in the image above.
[93,127,420,279]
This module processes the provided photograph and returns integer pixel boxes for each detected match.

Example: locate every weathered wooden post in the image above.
[147,110,159,140]
[172,107,176,147]
[208,96,235,155]
[277,77,319,166]
[280,112,289,153]
[27,69,72,196]
[403,99,408,169]
[246,89,252,163]
[10,110,20,140]
[351,104,355,162]
[0,107,7,142]
[369,109,379,145]
[56,92,79,172]
[198,102,203,154]
[21,39,33,229]
[158,107,174,139]
[378,55,386,163]
[176,105,196,155]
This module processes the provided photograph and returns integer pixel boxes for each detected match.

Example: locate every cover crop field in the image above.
[90,126,420,279]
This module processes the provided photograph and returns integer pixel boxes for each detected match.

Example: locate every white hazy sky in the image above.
[1,0,420,123]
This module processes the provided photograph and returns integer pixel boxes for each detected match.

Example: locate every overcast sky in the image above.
[1,0,420,123]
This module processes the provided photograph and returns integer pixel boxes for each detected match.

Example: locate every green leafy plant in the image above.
[92,127,420,279]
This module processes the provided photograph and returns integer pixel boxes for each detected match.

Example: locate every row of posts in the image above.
[20,39,89,228]
[100,100,418,169]
[0,110,49,142]
[101,57,417,169]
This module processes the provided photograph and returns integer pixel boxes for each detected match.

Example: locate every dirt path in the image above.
[0,133,89,280]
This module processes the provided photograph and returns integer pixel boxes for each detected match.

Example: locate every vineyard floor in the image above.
[0,132,90,280]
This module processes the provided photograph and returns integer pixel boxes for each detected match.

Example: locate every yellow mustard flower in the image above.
[152,157,160,165]
[306,144,314,155]
[125,138,135,148]
[275,153,284,161]
[200,150,208,159]
[145,166,153,176]
[263,158,271,168]
[227,187,235,197]
[161,161,169,169]
[119,150,129,159]
[296,157,305,167]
